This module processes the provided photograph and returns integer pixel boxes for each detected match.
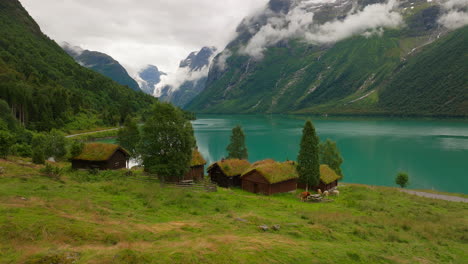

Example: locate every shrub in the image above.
[40,164,62,181]
[0,130,14,158]
[10,143,32,157]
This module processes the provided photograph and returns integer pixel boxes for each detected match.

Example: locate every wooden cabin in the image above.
[71,143,129,170]
[241,160,298,195]
[298,164,340,191]
[183,149,206,182]
[207,159,251,188]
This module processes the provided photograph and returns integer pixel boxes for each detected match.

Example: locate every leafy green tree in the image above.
[44,129,67,160]
[226,125,248,160]
[0,130,14,158]
[139,103,195,182]
[117,117,140,157]
[297,120,320,190]
[319,139,344,179]
[396,172,409,188]
[31,134,46,164]
[69,140,84,158]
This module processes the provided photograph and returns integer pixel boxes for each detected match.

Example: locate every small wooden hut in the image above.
[207,159,251,188]
[71,143,129,170]
[241,160,298,195]
[298,164,340,191]
[183,149,206,181]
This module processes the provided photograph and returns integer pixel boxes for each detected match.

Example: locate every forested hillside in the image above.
[187,0,468,117]
[0,0,155,131]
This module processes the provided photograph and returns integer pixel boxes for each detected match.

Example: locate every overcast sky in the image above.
[20,0,268,74]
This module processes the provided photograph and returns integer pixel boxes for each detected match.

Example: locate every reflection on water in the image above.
[193,115,468,194]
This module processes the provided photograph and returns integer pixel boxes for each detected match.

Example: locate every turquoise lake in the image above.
[193,115,468,194]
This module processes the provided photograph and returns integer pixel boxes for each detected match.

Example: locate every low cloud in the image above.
[215,49,233,71]
[438,0,468,30]
[241,0,403,59]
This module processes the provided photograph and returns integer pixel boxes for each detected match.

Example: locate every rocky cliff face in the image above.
[155,46,217,107]
[136,65,166,95]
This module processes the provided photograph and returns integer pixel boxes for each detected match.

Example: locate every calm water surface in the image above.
[193,115,468,194]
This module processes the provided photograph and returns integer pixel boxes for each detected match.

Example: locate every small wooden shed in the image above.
[183,149,206,182]
[241,160,298,195]
[207,159,251,188]
[71,143,129,170]
[298,164,340,191]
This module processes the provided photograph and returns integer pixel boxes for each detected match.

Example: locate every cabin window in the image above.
[114,162,120,167]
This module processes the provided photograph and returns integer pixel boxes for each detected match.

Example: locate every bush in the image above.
[31,134,46,164]
[10,143,32,157]
[0,130,14,158]
[40,164,62,181]
[395,172,409,188]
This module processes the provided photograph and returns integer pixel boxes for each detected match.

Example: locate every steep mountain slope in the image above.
[0,0,155,130]
[157,47,217,107]
[62,43,140,91]
[136,65,166,95]
[187,0,468,117]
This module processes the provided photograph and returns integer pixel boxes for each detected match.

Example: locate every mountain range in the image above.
[62,43,141,92]
[136,65,166,95]
[186,0,468,117]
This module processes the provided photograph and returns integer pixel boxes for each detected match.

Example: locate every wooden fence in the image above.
[124,175,217,192]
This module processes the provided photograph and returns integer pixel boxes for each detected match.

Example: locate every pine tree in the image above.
[226,125,248,160]
[297,120,320,190]
[117,117,140,157]
[139,103,195,182]
[319,139,344,179]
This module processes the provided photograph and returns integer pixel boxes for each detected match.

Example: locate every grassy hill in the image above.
[0,157,466,263]
[0,0,155,131]
[186,2,468,117]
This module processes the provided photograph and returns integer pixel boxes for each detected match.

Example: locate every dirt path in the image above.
[401,190,468,203]
[66,128,119,138]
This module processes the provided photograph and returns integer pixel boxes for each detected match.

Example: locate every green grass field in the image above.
[0,158,466,263]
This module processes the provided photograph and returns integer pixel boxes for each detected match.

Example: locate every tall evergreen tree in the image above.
[117,117,140,157]
[139,103,195,182]
[297,120,320,190]
[226,125,248,160]
[319,139,344,179]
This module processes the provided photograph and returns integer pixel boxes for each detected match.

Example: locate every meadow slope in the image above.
[0,158,467,264]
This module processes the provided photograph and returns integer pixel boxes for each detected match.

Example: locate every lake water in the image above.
[193,115,468,194]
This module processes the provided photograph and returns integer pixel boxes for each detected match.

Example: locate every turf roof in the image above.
[208,159,251,177]
[320,164,340,184]
[191,149,206,166]
[242,160,298,184]
[73,143,128,161]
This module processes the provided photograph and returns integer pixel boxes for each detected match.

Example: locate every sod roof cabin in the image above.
[298,164,341,191]
[207,159,251,188]
[241,160,298,195]
[71,143,130,170]
[184,149,207,182]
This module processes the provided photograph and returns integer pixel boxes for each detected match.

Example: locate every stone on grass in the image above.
[272,225,281,231]
[259,225,269,231]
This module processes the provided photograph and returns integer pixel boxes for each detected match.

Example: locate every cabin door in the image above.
[254,183,259,194]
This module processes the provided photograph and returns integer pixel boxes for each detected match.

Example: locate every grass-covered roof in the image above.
[208,159,251,177]
[320,164,340,184]
[242,160,298,184]
[73,143,129,161]
[191,149,206,166]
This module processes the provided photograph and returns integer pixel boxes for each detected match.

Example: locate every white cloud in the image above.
[19,0,268,73]
[438,0,468,30]
[241,0,403,59]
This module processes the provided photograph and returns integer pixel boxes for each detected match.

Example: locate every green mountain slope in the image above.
[62,44,141,92]
[187,2,468,117]
[0,0,155,131]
